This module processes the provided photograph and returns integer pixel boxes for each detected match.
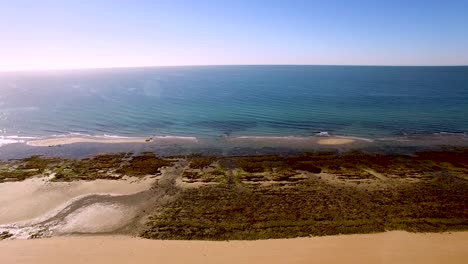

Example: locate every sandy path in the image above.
[1,231,467,264]
[0,176,155,225]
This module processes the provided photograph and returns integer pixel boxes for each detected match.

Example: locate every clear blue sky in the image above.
[1,0,468,70]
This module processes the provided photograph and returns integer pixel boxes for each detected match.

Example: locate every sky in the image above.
[1,0,468,71]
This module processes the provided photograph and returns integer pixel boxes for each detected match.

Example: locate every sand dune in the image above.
[1,231,467,264]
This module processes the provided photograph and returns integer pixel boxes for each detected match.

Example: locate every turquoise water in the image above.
[0,66,467,145]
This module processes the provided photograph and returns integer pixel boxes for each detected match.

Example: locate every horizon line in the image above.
[1,63,468,73]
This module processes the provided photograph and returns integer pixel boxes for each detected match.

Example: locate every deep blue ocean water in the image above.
[1,66,467,146]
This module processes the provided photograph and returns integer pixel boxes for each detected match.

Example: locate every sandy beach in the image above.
[1,231,467,264]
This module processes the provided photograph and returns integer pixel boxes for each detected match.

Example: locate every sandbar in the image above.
[26,136,199,147]
[26,137,150,147]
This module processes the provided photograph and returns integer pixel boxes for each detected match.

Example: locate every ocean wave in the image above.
[153,135,198,141]
[0,136,39,147]
[102,134,136,139]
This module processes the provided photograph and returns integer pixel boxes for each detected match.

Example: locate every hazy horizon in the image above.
[2,64,468,74]
[1,0,468,71]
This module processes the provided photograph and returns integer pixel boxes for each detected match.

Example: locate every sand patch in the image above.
[0,231,467,264]
[317,138,355,145]
[0,176,154,225]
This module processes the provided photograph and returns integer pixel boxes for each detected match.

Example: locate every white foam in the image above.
[102,134,135,139]
[4,135,38,139]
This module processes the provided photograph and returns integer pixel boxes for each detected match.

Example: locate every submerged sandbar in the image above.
[26,135,198,147]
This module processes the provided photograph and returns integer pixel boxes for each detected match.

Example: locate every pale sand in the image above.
[1,231,467,264]
[0,176,154,225]
[26,137,150,147]
[229,136,362,146]
[57,203,137,234]
[317,138,355,145]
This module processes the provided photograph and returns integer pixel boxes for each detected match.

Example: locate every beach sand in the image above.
[1,231,467,264]
[317,138,355,145]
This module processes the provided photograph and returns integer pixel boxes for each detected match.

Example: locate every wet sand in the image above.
[1,231,467,264]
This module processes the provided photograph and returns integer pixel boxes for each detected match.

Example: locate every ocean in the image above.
[1,65,467,148]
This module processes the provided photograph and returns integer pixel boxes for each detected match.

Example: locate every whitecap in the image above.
[316,131,330,137]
